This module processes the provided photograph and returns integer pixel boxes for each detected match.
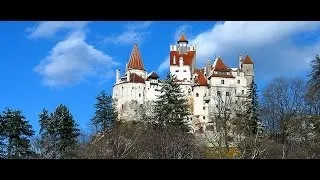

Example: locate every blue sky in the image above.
[0,21,320,135]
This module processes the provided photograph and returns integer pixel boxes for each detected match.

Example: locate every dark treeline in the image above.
[0,55,320,159]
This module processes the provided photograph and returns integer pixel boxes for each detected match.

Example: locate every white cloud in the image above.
[158,21,320,80]
[27,21,89,39]
[34,31,119,87]
[104,21,152,45]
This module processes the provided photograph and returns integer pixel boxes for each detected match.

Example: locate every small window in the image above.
[139,94,141,97]
[242,90,244,95]
[176,70,179,72]
[235,89,236,94]
[221,80,224,84]
[183,70,187,72]
[187,117,189,120]
[203,107,205,110]
[203,116,206,120]
[226,92,230,96]
[184,78,187,81]
[217,91,221,96]
[196,93,199,97]
[237,80,240,84]
[204,93,206,97]
[190,117,192,120]
[132,87,134,89]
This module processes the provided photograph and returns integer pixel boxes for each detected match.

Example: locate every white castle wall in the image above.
[170,65,192,82]
[193,86,209,122]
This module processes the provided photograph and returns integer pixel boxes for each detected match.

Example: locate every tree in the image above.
[1,108,35,159]
[0,114,6,158]
[308,54,320,96]
[207,87,238,153]
[52,104,80,159]
[245,79,260,136]
[92,90,117,133]
[261,77,308,158]
[38,108,59,159]
[154,73,190,131]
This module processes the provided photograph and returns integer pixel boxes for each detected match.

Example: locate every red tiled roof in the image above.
[170,51,195,66]
[178,33,188,42]
[127,44,145,70]
[147,72,159,79]
[212,57,231,72]
[128,73,145,84]
[194,69,208,86]
[242,55,254,64]
[194,69,205,74]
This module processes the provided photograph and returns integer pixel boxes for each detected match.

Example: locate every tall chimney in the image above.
[239,55,243,69]
[116,69,120,83]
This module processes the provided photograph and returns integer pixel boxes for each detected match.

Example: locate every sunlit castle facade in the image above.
[112,33,255,133]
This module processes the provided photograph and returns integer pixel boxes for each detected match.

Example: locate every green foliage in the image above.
[38,108,59,159]
[92,90,117,132]
[245,79,260,136]
[154,73,190,131]
[53,104,80,159]
[1,108,35,159]
[38,104,80,159]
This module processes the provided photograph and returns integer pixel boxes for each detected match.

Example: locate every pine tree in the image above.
[52,104,80,159]
[0,114,6,158]
[245,79,260,136]
[308,54,320,96]
[154,73,190,131]
[1,108,35,159]
[38,108,59,159]
[92,90,117,132]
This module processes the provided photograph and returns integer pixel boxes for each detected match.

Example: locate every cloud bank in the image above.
[28,21,118,87]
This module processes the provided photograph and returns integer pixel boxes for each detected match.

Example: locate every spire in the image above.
[242,55,254,64]
[213,57,230,72]
[127,43,145,70]
[177,32,188,43]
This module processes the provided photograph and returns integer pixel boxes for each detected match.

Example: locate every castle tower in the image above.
[241,55,254,86]
[126,43,146,79]
[177,33,188,54]
[169,33,196,82]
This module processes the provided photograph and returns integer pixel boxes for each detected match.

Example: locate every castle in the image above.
[112,33,254,133]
